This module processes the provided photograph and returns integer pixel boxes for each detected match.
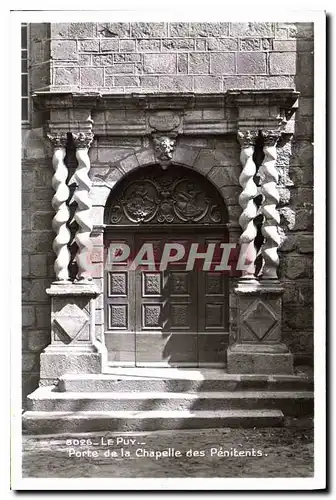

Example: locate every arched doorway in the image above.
[103,164,231,367]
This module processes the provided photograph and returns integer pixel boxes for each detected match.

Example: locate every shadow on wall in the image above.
[279,22,314,366]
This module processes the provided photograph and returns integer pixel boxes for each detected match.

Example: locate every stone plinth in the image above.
[40,282,106,385]
[227,280,293,374]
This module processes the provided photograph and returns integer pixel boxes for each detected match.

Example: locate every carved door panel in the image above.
[197,234,229,365]
[104,233,136,364]
[135,233,198,366]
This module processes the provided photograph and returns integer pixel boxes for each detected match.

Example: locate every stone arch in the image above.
[91,144,240,227]
[103,162,230,227]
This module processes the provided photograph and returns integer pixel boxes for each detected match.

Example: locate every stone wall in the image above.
[22,21,314,403]
[45,22,313,95]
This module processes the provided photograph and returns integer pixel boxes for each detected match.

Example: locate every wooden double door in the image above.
[104,230,229,366]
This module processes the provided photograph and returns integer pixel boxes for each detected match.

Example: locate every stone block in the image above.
[240,38,261,51]
[177,54,188,73]
[68,23,96,38]
[99,39,119,52]
[287,22,314,39]
[223,75,256,90]
[54,67,80,87]
[22,255,30,277]
[273,40,297,51]
[22,305,35,327]
[270,52,296,75]
[50,23,69,38]
[208,166,240,187]
[230,22,274,37]
[51,40,78,60]
[114,76,140,87]
[262,39,273,50]
[189,22,229,37]
[32,212,53,230]
[40,351,102,381]
[210,53,235,75]
[36,305,51,328]
[227,347,293,374]
[169,22,189,37]
[296,234,313,254]
[140,76,159,90]
[80,67,104,87]
[97,23,130,38]
[283,255,313,279]
[136,39,161,52]
[30,255,48,277]
[194,76,222,92]
[119,154,140,173]
[135,149,156,167]
[22,171,35,191]
[298,52,314,75]
[28,330,50,351]
[92,54,114,66]
[119,40,135,52]
[162,38,195,51]
[159,76,193,92]
[80,40,100,52]
[143,54,176,74]
[105,63,134,74]
[114,53,141,63]
[292,208,313,231]
[22,212,31,231]
[207,38,238,51]
[195,39,207,51]
[237,52,266,74]
[22,352,39,372]
[172,146,199,167]
[283,305,313,330]
[131,22,167,38]
[189,53,209,74]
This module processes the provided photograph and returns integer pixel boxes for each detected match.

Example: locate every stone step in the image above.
[22,408,285,434]
[28,386,313,415]
[58,371,314,393]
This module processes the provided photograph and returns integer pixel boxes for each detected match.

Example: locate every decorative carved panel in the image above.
[108,304,128,329]
[170,304,189,328]
[106,166,227,225]
[170,272,189,295]
[108,272,127,296]
[143,304,162,328]
[143,273,162,296]
[205,303,224,328]
[205,272,224,295]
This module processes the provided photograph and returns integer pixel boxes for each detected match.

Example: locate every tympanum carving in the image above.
[106,167,227,225]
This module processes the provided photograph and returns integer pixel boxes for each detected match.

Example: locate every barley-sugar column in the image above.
[227,128,294,375]
[41,130,103,385]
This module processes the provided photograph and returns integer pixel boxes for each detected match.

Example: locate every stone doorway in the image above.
[103,164,230,367]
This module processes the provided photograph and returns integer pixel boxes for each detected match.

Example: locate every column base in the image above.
[227,343,294,375]
[40,345,103,386]
[40,282,106,385]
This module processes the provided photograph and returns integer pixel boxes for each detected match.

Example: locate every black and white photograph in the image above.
[9,3,326,491]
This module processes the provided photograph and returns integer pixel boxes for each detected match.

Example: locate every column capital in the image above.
[237,130,258,147]
[47,132,68,149]
[261,129,282,147]
[72,132,94,149]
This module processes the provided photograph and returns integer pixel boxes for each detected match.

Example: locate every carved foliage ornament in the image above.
[107,167,226,225]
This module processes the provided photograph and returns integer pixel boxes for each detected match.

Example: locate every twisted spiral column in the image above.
[72,132,94,282]
[47,133,70,282]
[237,130,258,279]
[260,130,282,280]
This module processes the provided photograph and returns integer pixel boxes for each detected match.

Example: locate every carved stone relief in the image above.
[106,166,227,225]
